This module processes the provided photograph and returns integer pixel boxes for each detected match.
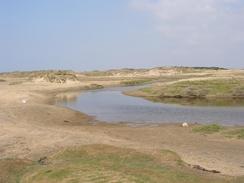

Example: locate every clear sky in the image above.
[1,0,244,72]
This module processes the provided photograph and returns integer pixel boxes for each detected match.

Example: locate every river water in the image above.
[57,86,244,125]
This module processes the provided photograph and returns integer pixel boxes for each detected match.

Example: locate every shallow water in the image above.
[57,87,244,125]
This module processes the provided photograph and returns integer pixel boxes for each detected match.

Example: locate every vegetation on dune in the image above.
[0,79,6,82]
[127,79,244,104]
[152,67,227,75]
[0,70,79,84]
[157,79,244,98]
[83,70,113,77]
[174,66,227,71]
[83,68,149,77]
[120,79,153,86]
[1,145,240,183]
[31,70,79,83]
[82,66,225,78]
[192,124,224,134]
[187,67,227,70]
[84,83,104,90]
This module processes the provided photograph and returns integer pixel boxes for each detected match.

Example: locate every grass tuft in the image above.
[193,124,224,134]
[224,128,244,139]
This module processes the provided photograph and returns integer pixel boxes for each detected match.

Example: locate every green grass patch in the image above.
[159,79,244,98]
[1,144,239,183]
[140,87,154,93]
[223,128,244,139]
[136,79,244,99]
[127,79,244,106]
[121,79,153,86]
[193,124,224,134]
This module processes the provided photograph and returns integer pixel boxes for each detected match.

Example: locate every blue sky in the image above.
[0,0,244,72]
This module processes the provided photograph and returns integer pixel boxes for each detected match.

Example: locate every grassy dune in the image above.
[1,145,242,183]
[142,79,244,98]
[125,79,244,106]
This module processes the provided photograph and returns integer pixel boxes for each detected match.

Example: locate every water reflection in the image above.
[56,87,244,125]
[55,92,81,104]
[147,97,244,107]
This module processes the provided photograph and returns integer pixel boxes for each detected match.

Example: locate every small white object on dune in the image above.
[21,99,27,104]
[182,122,189,127]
